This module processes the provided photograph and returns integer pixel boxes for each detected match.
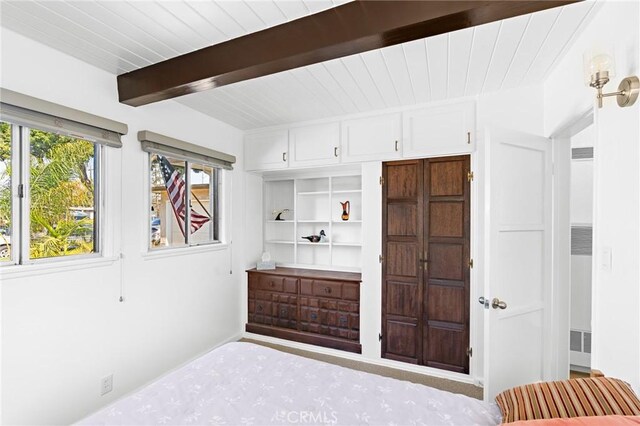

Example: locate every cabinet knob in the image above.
[324,287,332,294]
[257,304,263,312]
[281,309,287,315]
[270,281,275,287]
[310,312,318,320]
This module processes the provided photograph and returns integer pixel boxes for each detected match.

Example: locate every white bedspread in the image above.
[79,342,501,425]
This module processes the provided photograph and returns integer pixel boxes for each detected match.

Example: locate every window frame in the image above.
[147,152,222,252]
[0,121,103,266]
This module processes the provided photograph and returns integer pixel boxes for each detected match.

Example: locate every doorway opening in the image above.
[568,124,594,378]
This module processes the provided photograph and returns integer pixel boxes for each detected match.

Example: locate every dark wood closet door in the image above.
[381,160,424,364]
[423,155,470,373]
[381,155,471,374]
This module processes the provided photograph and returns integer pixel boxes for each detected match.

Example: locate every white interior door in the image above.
[483,127,552,401]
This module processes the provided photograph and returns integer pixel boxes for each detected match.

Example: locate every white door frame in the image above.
[549,109,594,380]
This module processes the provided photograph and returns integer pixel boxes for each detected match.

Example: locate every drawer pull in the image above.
[270,281,275,287]
[257,304,263,312]
[310,313,318,320]
[339,316,348,325]
[324,287,332,294]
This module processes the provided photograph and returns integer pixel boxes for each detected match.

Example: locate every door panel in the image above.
[289,122,340,167]
[382,160,424,364]
[387,204,418,236]
[430,161,466,196]
[244,129,289,171]
[341,113,401,163]
[428,243,464,281]
[425,324,467,373]
[423,155,471,373]
[403,101,475,158]
[386,162,420,199]
[386,242,419,277]
[484,128,551,401]
[427,285,466,323]
[429,202,465,237]
[386,281,420,317]
[385,320,419,363]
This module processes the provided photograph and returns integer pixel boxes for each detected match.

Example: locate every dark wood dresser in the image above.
[246,267,362,353]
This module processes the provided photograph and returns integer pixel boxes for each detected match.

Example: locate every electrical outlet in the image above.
[101,374,113,396]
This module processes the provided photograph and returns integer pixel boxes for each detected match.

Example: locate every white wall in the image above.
[0,28,245,425]
[545,0,639,391]
[477,85,545,136]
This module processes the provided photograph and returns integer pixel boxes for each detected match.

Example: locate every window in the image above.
[0,122,99,262]
[149,155,220,249]
[0,88,126,265]
[140,130,233,251]
[0,122,12,262]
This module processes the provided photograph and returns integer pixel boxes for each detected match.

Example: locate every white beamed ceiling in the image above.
[1,0,598,130]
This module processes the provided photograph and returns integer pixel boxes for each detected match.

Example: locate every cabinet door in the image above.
[403,101,475,158]
[341,113,402,163]
[289,122,340,168]
[244,129,289,171]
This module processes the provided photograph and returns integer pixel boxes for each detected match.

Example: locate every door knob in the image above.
[491,298,507,310]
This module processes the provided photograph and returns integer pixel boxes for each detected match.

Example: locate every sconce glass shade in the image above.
[583,46,616,86]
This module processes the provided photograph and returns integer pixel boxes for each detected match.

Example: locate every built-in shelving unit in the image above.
[263,172,362,271]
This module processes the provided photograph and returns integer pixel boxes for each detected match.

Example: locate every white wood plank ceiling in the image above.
[0,1,598,130]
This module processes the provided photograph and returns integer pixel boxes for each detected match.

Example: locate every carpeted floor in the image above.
[570,370,590,379]
[240,338,484,400]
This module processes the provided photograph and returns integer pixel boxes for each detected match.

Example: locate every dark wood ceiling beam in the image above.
[117,0,578,107]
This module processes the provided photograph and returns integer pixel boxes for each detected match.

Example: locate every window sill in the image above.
[0,255,119,280]
[142,243,229,261]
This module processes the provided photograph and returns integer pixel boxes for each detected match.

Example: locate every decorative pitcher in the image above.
[340,201,350,221]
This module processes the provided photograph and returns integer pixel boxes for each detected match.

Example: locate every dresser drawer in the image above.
[301,279,343,299]
[258,275,284,292]
[342,282,359,301]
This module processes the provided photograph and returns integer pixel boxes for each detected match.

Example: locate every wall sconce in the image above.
[584,46,638,108]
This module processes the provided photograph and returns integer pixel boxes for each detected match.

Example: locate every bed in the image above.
[79,341,502,425]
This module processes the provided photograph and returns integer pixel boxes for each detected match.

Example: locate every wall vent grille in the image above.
[572,147,594,160]
[570,329,592,354]
[571,226,593,255]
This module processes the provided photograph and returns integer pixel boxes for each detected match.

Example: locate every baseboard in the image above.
[242,331,478,386]
[570,364,591,374]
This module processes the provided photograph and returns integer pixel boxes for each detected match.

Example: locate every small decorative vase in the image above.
[340,201,350,221]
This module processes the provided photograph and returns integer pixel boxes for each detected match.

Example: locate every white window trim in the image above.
[0,255,118,280]
[141,242,229,261]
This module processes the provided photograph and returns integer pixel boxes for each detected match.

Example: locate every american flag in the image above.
[158,155,211,237]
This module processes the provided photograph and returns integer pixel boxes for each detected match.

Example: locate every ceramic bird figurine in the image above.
[273,209,290,221]
[301,230,326,243]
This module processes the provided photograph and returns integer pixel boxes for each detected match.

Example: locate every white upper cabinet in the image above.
[402,101,476,158]
[244,129,289,171]
[341,113,402,163]
[289,122,341,168]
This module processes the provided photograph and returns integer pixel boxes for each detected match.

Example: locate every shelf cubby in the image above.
[262,172,362,271]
